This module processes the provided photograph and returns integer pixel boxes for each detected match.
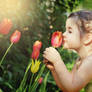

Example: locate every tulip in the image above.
[0,30,21,65]
[31,49,40,60]
[10,30,21,44]
[33,40,42,50]
[31,59,41,73]
[0,18,12,35]
[51,31,63,48]
[38,77,43,84]
[31,40,42,60]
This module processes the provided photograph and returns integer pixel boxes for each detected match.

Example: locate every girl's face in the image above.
[63,18,81,50]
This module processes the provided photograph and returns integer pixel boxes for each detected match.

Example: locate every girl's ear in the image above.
[84,21,92,32]
[84,33,92,45]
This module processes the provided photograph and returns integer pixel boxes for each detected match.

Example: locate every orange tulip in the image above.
[31,49,40,60]
[51,31,63,48]
[0,18,12,35]
[33,40,42,50]
[10,30,21,44]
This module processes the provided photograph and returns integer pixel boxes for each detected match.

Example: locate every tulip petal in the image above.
[31,59,41,73]
[31,40,42,60]
[51,31,63,48]
[0,19,12,35]
[10,30,21,44]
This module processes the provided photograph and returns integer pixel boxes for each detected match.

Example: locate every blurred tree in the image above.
[82,0,92,10]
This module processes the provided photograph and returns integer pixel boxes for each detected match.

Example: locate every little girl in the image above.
[43,10,92,92]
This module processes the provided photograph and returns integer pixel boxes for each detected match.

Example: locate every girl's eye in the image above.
[68,30,72,33]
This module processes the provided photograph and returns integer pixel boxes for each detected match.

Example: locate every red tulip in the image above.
[38,77,43,84]
[10,30,21,44]
[0,18,12,35]
[31,49,40,60]
[33,41,42,50]
[51,31,63,48]
[31,40,42,60]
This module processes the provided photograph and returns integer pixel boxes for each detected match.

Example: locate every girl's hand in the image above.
[43,59,55,71]
[43,47,62,65]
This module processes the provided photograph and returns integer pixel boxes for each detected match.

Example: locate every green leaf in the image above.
[30,64,46,92]
[39,71,50,92]
[16,60,32,92]
[0,89,3,92]
[4,82,13,89]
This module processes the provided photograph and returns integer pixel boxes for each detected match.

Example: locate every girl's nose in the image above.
[63,32,66,38]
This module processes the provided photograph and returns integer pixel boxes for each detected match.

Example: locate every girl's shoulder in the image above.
[85,54,92,61]
[83,54,92,65]
[74,54,92,70]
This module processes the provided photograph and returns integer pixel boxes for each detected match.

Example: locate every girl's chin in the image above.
[63,47,69,49]
[63,44,69,49]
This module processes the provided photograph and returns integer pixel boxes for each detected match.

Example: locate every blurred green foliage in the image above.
[82,0,92,10]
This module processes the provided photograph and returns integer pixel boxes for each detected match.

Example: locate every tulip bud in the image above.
[31,49,40,60]
[38,77,43,84]
[0,18,12,35]
[51,31,63,48]
[33,40,42,50]
[10,30,21,44]
[31,40,42,60]
[31,59,41,73]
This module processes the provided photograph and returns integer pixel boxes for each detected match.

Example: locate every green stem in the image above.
[16,60,32,92]
[30,64,46,92]
[31,81,39,92]
[28,73,34,92]
[30,73,34,86]
[0,42,13,66]
[20,61,32,87]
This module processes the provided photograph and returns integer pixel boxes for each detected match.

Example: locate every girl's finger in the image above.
[43,59,48,63]
[46,63,54,70]
[45,48,49,51]
[43,54,48,60]
[43,51,47,54]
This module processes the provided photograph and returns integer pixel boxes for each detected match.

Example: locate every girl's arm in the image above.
[43,59,67,92]
[43,47,92,92]
[51,62,79,92]
[54,57,92,92]
[51,70,67,92]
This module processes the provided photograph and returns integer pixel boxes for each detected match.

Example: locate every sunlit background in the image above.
[0,0,38,30]
[0,0,91,31]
